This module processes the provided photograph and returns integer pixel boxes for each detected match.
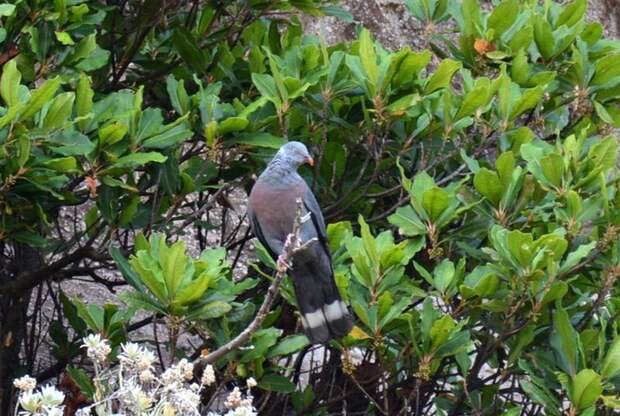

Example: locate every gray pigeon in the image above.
[248,141,353,344]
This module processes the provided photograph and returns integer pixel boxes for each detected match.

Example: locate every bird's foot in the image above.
[276,255,291,273]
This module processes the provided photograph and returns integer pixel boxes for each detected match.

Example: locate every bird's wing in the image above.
[248,205,278,260]
[301,185,331,260]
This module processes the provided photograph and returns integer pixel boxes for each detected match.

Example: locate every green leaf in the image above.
[99,122,128,147]
[570,369,602,410]
[109,246,146,291]
[510,87,542,119]
[267,335,310,358]
[142,124,193,149]
[0,4,16,16]
[388,205,426,236]
[601,338,620,379]
[559,242,595,274]
[520,379,561,413]
[129,253,167,304]
[118,290,165,314]
[359,28,378,91]
[386,93,421,113]
[42,157,77,172]
[557,0,586,28]
[430,315,456,349]
[259,374,296,393]
[159,240,188,297]
[55,31,74,45]
[587,135,617,172]
[252,73,281,107]
[435,330,471,358]
[358,216,378,267]
[434,259,455,293]
[43,92,75,129]
[1,59,21,107]
[461,0,481,37]
[502,407,522,416]
[511,48,529,85]
[455,79,490,119]
[533,15,554,60]
[321,6,354,22]
[425,59,461,93]
[422,187,449,222]
[67,34,97,64]
[75,74,93,132]
[187,300,231,320]
[218,117,249,134]
[390,50,431,87]
[175,272,211,305]
[74,47,109,71]
[67,367,96,399]
[233,133,286,149]
[540,152,563,188]
[17,135,30,168]
[171,27,207,73]
[109,152,167,169]
[474,168,503,206]
[554,306,578,376]
[487,0,519,41]
[20,77,62,121]
[166,76,190,115]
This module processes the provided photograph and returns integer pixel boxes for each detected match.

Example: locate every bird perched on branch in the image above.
[248,141,353,344]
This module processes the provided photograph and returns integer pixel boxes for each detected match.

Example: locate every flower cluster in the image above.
[13,376,65,416]
[15,334,259,416]
[81,334,111,364]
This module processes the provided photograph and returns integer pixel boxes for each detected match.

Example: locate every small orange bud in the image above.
[474,38,496,55]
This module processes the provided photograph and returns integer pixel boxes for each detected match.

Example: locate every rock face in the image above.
[302,0,620,50]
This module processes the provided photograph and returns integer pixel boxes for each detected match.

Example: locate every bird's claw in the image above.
[276,255,291,273]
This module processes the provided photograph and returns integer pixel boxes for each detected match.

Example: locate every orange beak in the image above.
[306,156,315,166]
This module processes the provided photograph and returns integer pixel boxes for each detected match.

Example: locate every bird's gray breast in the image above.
[249,177,308,245]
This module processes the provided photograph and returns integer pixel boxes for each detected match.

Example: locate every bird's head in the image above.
[275,141,314,169]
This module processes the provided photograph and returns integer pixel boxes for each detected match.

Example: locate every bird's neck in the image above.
[261,160,301,188]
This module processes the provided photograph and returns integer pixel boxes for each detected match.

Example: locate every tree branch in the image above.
[0,246,99,296]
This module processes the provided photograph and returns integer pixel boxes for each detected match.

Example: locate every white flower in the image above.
[224,387,242,409]
[81,334,111,363]
[13,375,37,391]
[201,364,216,386]
[246,377,257,389]
[130,387,152,411]
[162,403,176,416]
[137,349,156,371]
[225,405,257,416]
[119,342,143,365]
[139,369,155,384]
[44,406,65,416]
[39,385,65,407]
[178,359,194,381]
[19,390,42,413]
[162,367,182,386]
[167,387,201,414]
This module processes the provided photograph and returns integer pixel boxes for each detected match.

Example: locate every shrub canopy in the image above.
[1,0,620,414]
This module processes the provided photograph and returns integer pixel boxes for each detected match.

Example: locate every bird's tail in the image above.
[290,258,353,344]
[299,298,353,344]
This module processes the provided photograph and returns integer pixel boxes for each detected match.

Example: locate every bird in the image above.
[248,141,353,344]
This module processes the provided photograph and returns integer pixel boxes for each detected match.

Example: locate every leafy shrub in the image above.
[1,0,620,414]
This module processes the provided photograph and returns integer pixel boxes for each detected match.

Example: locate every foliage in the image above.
[1,0,620,415]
